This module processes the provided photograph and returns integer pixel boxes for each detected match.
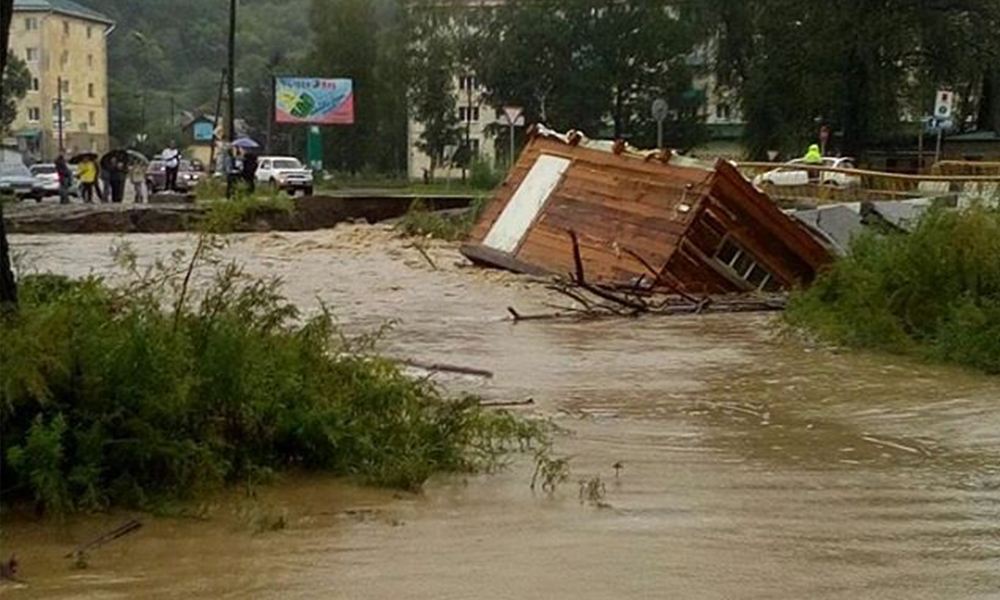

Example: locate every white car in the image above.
[255,156,314,195]
[754,157,861,187]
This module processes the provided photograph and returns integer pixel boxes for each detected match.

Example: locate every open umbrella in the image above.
[232,136,260,150]
[100,149,130,172]
[69,152,98,165]
[126,149,149,165]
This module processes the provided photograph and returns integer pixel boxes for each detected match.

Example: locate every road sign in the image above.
[500,106,526,168]
[651,98,669,123]
[934,90,954,120]
[500,106,525,127]
[652,99,669,150]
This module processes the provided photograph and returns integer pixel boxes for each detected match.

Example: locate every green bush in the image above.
[469,159,502,191]
[396,197,488,242]
[0,249,542,513]
[786,206,1000,373]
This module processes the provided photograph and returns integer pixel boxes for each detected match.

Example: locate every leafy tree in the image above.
[307,0,408,174]
[469,0,702,147]
[1,51,30,137]
[703,0,1000,158]
[408,10,462,180]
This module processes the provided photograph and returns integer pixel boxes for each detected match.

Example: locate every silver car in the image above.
[0,160,42,200]
[30,163,78,199]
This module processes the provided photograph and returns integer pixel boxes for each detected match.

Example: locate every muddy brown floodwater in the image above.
[4,225,1000,599]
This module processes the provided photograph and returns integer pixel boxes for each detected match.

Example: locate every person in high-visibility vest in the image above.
[803,144,823,182]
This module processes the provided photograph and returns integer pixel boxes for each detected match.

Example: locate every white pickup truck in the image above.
[255,156,314,195]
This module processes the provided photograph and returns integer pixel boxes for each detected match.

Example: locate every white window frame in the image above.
[25,47,40,62]
[27,107,41,123]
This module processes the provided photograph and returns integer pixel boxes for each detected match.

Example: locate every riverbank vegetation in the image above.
[787,206,1000,374]
[0,244,542,514]
[397,197,488,241]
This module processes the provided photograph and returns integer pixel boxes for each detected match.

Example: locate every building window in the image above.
[88,83,95,98]
[60,79,70,94]
[87,26,93,39]
[458,106,480,122]
[26,47,40,62]
[25,17,39,31]
[30,77,40,92]
[715,237,782,292]
[87,54,94,67]
[716,103,731,121]
[27,107,41,122]
[51,102,71,124]
[459,75,478,91]
[89,111,96,126]
[467,138,481,156]
[63,21,70,35]
[61,50,69,68]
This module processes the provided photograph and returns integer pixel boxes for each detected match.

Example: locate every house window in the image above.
[89,111,95,125]
[714,237,782,292]
[25,17,39,31]
[716,103,731,121]
[87,26,93,39]
[26,47,40,62]
[459,75,477,91]
[458,106,480,122]
[60,79,70,94]
[88,83,95,98]
[63,21,70,35]
[87,54,93,67]
[27,107,41,122]
[60,50,70,68]
[30,77,40,92]
[51,102,71,124]
[469,138,480,156]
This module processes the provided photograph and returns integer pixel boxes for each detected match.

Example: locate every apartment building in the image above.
[6,0,115,161]
[407,73,500,180]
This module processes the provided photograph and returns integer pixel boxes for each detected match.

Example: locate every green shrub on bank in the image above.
[397,197,488,242]
[469,159,502,191]
[786,206,1000,373]
[0,252,542,513]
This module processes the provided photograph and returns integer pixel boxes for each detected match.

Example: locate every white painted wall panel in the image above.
[483,154,570,253]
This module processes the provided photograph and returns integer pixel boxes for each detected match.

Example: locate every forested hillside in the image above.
[92,0,312,148]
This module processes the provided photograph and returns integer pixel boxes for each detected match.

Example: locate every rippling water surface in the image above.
[4,227,999,599]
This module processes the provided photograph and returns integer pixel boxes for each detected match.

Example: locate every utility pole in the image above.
[209,68,226,175]
[57,76,64,154]
[463,77,473,183]
[266,74,275,154]
[225,0,237,199]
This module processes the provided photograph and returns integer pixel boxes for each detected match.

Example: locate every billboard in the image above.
[275,77,354,125]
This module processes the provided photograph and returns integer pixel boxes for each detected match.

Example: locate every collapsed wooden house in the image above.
[461,127,833,294]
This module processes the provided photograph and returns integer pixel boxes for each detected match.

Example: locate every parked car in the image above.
[30,163,79,199]
[146,159,206,193]
[754,157,861,187]
[0,159,43,200]
[255,156,314,195]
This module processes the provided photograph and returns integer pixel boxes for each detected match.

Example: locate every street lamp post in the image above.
[225,0,237,199]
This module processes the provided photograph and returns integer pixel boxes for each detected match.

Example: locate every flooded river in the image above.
[4,226,1000,599]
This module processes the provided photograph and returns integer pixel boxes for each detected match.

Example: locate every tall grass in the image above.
[0,244,542,513]
[396,197,488,241]
[786,206,1000,373]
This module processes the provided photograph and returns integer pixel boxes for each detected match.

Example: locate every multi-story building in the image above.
[6,0,115,162]
[407,73,500,180]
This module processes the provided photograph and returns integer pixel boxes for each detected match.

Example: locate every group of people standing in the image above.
[52,149,150,205]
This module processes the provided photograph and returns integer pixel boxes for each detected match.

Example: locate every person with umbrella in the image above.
[127,149,149,203]
[72,152,100,203]
[101,150,129,204]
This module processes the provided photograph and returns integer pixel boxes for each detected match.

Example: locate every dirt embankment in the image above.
[3,195,473,234]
